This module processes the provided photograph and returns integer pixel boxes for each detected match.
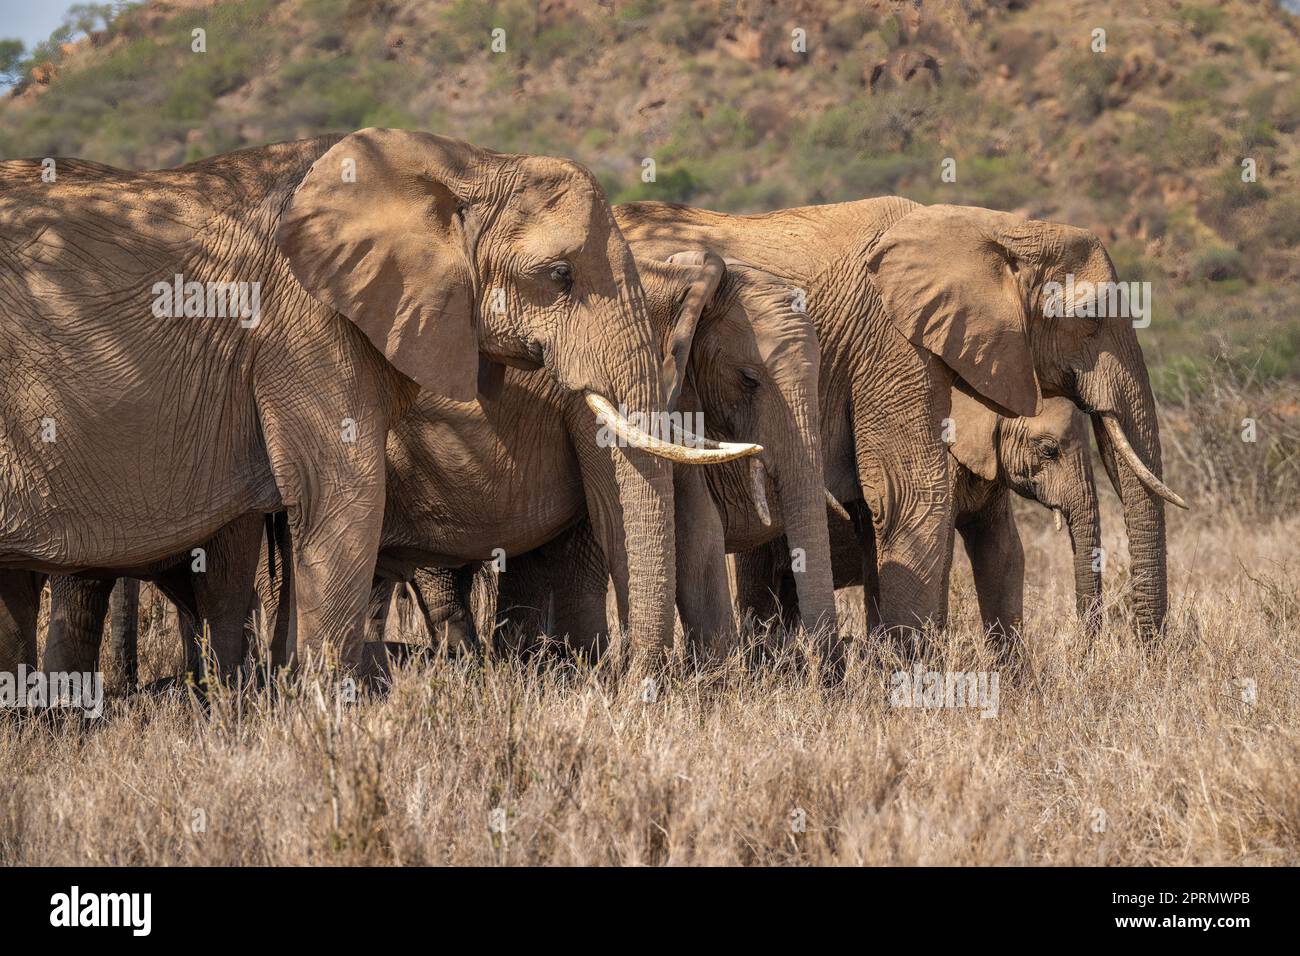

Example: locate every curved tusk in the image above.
[750,459,772,527]
[1053,509,1064,532]
[825,490,851,521]
[585,392,761,464]
[669,420,721,450]
[1101,414,1188,509]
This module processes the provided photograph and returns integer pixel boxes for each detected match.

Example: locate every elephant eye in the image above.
[549,261,574,289]
[1037,438,1060,460]
[738,366,762,390]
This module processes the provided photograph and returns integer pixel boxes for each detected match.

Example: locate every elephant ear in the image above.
[662,250,726,411]
[947,385,1000,482]
[276,128,485,403]
[866,204,1042,419]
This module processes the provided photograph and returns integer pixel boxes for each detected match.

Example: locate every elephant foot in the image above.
[817,633,850,687]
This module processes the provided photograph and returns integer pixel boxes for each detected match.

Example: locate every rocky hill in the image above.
[3,0,1298,388]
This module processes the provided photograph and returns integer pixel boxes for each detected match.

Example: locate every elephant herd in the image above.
[0,127,1187,688]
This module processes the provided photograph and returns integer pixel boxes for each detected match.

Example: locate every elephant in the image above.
[943,393,1102,636]
[355,250,835,664]
[41,251,834,674]
[1,128,744,676]
[484,250,841,663]
[614,200,1187,638]
[742,394,1102,647]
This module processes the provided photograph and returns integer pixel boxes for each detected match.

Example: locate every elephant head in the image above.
[275,128,756,655]
[950,391,1101,630]
[867,205,1186,635]
[637,252,837,642]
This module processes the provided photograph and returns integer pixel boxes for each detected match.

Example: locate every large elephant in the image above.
[355,251,833,663]
[1,128,738,674]
[615,200,1186,637]
[54,251,831,674]
[486,251,841,662]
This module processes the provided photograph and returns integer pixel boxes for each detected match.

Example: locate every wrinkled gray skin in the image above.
[432,396,1102,661]
[54,255,833,672]
[615,200,1184,638]
[1,129,696,675]
[484,255,839,663]
[814,395,1102,643]
[36,514,266,682]
[356,255,833,663]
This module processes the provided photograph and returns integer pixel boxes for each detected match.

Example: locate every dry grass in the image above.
[4,390,1297,865]
[2,486,1297,866]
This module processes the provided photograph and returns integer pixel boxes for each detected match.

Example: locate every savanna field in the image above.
[2,388,1297,866]
[0,0,1298,867]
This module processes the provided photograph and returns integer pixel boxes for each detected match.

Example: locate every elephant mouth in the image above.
[583,392,762,465]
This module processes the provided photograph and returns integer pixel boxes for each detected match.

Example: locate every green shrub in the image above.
[1244,32,1271,65]
[1178,5,1225,39]
[612,166,698,204]
[1190,245,1247,282]
[654,7,721,54]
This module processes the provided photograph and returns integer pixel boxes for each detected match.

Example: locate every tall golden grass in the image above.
[1,391,1297,865]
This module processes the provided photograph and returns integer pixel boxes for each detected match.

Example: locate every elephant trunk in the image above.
[1064,477,1102,635]
[1082,350,1173,637]
[611,444,676,658]
[575,312,678,662]
[773,385,839,647]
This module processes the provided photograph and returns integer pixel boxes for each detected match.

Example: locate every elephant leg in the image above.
[285,488,384,672]
[851,370,954,638]
[738,541,801,626]
[956,490,1024,656]
[449,566,481,652]
[364,577,395,644]
[732,541,783,625]
[0,571,42,674]
[494,553,548,658]
[44,576,114,674]
[109,579,141,688]
[732,540,806,662]
[149,567,201,678]
[256,513,295,669]
[497,522,609,660]
[409,566,481,654]
[191,513,264,678]
[850,502,881,634]
[546,524,611,660]
[673,466,736,663]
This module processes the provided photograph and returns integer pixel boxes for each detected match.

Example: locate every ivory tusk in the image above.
[1100,414,1188,509]
[669,420,721,450]
[1053,509,1064,532]
[750,458,772,527]
[585,392,762,464]
[825,490,851,521]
